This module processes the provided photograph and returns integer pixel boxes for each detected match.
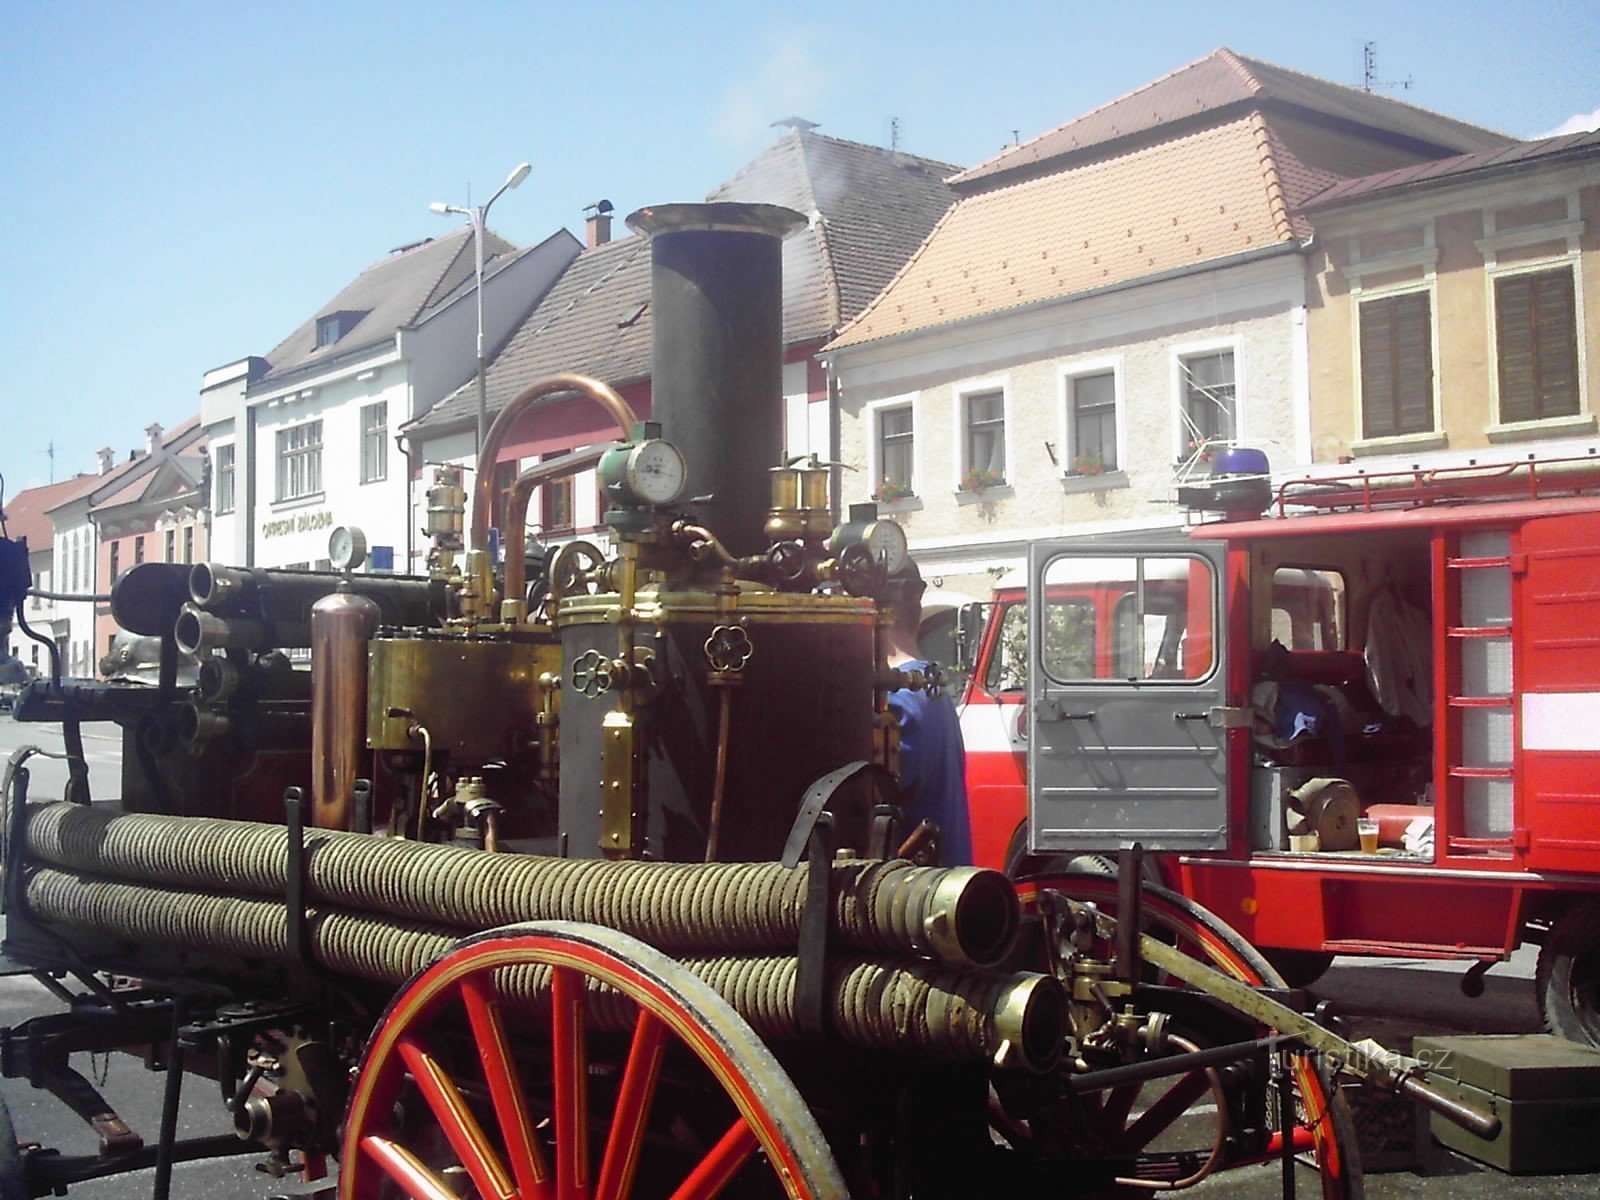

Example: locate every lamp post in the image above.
[429,161,532,455]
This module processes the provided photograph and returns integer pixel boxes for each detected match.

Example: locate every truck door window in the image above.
[1040,554,1214,683]
[1270,567,1346,650]
[985,603,1030,692]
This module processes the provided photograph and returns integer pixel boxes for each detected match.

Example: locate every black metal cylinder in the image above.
[626,203,806,558]
[188,564,444,628]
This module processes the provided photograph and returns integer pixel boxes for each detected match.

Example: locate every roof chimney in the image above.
[97,447,115,474]
[145,423,164,454]
[584,199,614,248]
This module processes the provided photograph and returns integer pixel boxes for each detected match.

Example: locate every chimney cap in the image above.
[584,199,614,216]
[771,117,819,133]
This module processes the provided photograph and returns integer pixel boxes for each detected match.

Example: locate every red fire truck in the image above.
[957,454,1600,1046]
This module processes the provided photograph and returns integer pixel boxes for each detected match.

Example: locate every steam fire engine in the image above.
[0,205,1500,1200]
[959,446,1600,1047]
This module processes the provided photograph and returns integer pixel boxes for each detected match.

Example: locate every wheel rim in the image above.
[341,921,846,1200]
[1014,873,1362,1199]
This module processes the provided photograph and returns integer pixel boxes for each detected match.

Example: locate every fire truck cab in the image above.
[959,456,1600,1046]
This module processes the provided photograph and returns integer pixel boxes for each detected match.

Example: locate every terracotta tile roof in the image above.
[1302,128,1600,210]
[258,227,517,385]
[1,475,100,550]
[830,117,1299,349]
[952,48,1512,191]
[408,130,957,438]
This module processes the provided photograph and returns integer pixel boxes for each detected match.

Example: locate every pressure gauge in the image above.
[602,436,688,507]
[329,525,368,571]
[828,512,909,574]
[625,439,687,505]
[862,520,909,574]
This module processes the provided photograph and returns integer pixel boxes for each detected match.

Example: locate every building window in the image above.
[215,444,235,514]
[1359,291,1434,437]
[109,542,120,581]
[1496,267,1580,424]
[134,536,145,565]
[1068,371,1118,473]
[183,526,194,564]
[543,451,574,533]
[875,405,914,498]
[964,390,1006,485]
[276,420,323,502]
[361,402,388,484]
[491,460,518,533]
[164,529,176,562]
[1179,350,1236,447]
[316,314,345,347]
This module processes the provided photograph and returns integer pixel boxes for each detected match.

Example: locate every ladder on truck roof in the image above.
[1274,453,1600,518]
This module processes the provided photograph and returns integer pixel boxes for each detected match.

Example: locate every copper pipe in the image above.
[502,445,609,615]
[311,589,380,830]
[472,373,639,552]
[705,686,734,861]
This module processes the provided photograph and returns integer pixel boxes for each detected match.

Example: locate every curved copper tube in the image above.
[472,373,639,552]
[502,446,608,612]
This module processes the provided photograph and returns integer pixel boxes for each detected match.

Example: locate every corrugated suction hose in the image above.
[23,867,1060,1070]
[23,803,1019,969]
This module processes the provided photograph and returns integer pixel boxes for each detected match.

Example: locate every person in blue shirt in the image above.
[883,562,973,865]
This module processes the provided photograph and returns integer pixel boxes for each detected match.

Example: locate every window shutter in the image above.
[1496,275,1538,423]
[1361,293,1433,437]
[1533,270,1579,418]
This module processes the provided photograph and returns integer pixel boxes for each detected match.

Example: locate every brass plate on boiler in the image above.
[367,636,557,756]
[557,586,877,628]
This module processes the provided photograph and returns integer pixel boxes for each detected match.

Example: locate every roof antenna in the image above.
[1362,41,1412,93]
[46,440,55,484]
[890,116,900,151]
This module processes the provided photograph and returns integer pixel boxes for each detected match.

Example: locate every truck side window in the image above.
[985,603,1030,692]
[1040,554,1215,683]
[1270,567,1346,650]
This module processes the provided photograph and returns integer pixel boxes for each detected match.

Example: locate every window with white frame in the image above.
[875,405,914,499]
[1179,350,1236,448]
[1067,372,1118,473]
[963,390,1006,487]
[275,421,323,502]
[1359,290,1434,437]
[1495,265,1580,424]
[361,402,388,483]
[215,444,235,514]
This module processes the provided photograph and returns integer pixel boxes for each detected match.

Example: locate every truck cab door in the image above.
[1026,540,1230,853]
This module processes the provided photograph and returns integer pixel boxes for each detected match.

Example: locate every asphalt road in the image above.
[2,712,1596,1198]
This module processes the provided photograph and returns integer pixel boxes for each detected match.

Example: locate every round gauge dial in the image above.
[329,525,368,571]
[862,520,909,574]
[626,439,688,505]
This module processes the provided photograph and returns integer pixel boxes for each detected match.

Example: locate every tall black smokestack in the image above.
[626,202,806,557]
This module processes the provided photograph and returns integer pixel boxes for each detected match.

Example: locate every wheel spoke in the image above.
[462,974,554,1200]
[1098,1081,1143,1136]
[360,1135,461,1200]
[596,1009,669,1200]
[397,1033,516,1200]
[552,964,591,1200]
[1120,1069,1215,1151]
[666,1118,759,1200]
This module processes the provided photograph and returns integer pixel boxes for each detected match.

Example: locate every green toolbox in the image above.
[1411,1034,1600,1173]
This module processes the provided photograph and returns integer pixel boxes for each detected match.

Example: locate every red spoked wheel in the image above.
[340,921,846,1200]
[1012,873,1363,1199]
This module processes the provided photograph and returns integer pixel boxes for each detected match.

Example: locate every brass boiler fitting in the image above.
[501,446,609,622]
[763,456,833,546]
[311,586,380,830]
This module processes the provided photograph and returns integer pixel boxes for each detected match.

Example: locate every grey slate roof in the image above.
[952,47,1513,191]
[257,227,516,386]
[407,130,958,438]
[1301,128,1600,210]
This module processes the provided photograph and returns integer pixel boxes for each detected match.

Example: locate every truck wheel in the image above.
[1537,900,1600,1047]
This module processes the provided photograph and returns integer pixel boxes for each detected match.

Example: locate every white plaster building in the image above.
[202,226,579,570]
[825,49,1512,611]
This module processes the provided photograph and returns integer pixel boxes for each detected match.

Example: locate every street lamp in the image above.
[429,161,532,455]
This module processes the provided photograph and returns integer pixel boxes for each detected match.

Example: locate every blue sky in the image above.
[1,0,1595,496]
